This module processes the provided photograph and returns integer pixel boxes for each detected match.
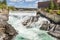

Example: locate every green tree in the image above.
[3,0,6,4]
[8,6,15,10]
[50,0,54,10]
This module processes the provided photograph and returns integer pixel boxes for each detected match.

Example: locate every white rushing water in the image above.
[7,11,56,40]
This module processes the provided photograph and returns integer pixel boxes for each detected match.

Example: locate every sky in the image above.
[0,0,4,2]
[0,0,49,8]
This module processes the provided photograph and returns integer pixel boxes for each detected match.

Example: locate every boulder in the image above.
[48,25,60,39]
[0,9,9,21]
[22,16,38,26]
[40,22,60,40]
[38,10,60,24]
[5,23,17,36]
[0,14,9,21]
[0,20,17,40]
[48,31,60,39]
[40,21,50,31]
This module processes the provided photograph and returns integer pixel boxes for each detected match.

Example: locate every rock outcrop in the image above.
[0,9,17,40]
[38,10,60,24]
[48,25,60,39]
[22,16,39,26]
[0,9,9,21]
[40,21,60,40]
[0,20,17,40]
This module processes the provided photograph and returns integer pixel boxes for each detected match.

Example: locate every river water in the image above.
[7,11,56,40]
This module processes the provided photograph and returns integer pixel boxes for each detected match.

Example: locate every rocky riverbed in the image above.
[21,14,60,40]
[37,10,60,40]
[0,9,17,40]
[0,20,17,40]
[0,9,60,40]
[20,11,60,40]
[38,9,60,24]
[40,22,60,40]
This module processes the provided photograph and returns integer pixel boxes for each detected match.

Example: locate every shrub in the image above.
[57,10,60,15]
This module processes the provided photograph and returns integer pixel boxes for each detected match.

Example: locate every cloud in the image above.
[10,0,22,2]
[35,1,38,3]
[25,0,35,2]
[0,0,4,2]
[38,0,50,2]
[7,0,38,8]
[14,3,37,8]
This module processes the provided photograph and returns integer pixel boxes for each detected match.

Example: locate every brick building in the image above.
[38,0,60,8]
[38,1,50,8]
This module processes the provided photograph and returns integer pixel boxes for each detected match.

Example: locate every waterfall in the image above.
[7,11,56,40]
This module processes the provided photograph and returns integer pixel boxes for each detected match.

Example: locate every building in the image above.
[38,0,60,8]
[38,1,50,8]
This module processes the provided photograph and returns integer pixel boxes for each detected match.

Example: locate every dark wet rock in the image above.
[48,24,56,32]
[40,22,58,32]
[0,20,17,40]
[22,16,39,26]
[40,22,60,39]
[5,23,17,35]
[55,25,60,32]
[40,21,50,31]
[57,39,60,40]
[48,31,60,39]
[38,10,60,24]
[0,9,17,40]
[22,18,30,26]
[48,25,60,39]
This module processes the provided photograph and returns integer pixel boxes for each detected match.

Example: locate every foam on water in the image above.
[7,11,56,40]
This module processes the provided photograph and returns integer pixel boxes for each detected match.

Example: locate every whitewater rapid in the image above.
[7,11,56,40]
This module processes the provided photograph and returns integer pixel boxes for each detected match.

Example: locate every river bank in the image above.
[37,9,60,40]
[37,9,60,24]
[8,11,57,40]
[0,9,17,40]
[0,9,60,40]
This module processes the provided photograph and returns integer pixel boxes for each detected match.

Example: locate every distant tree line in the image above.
[49,0,60,10]
[0,0,15,10]
[45,0,60,15]
[0,0,6,4]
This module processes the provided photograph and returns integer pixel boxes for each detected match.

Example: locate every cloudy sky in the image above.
[0,0,4,2]
[6,0,49,8]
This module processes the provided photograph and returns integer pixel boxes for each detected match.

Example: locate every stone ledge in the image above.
[0,9,9,21]
[0,20,17,40]
[38,10,60,24]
